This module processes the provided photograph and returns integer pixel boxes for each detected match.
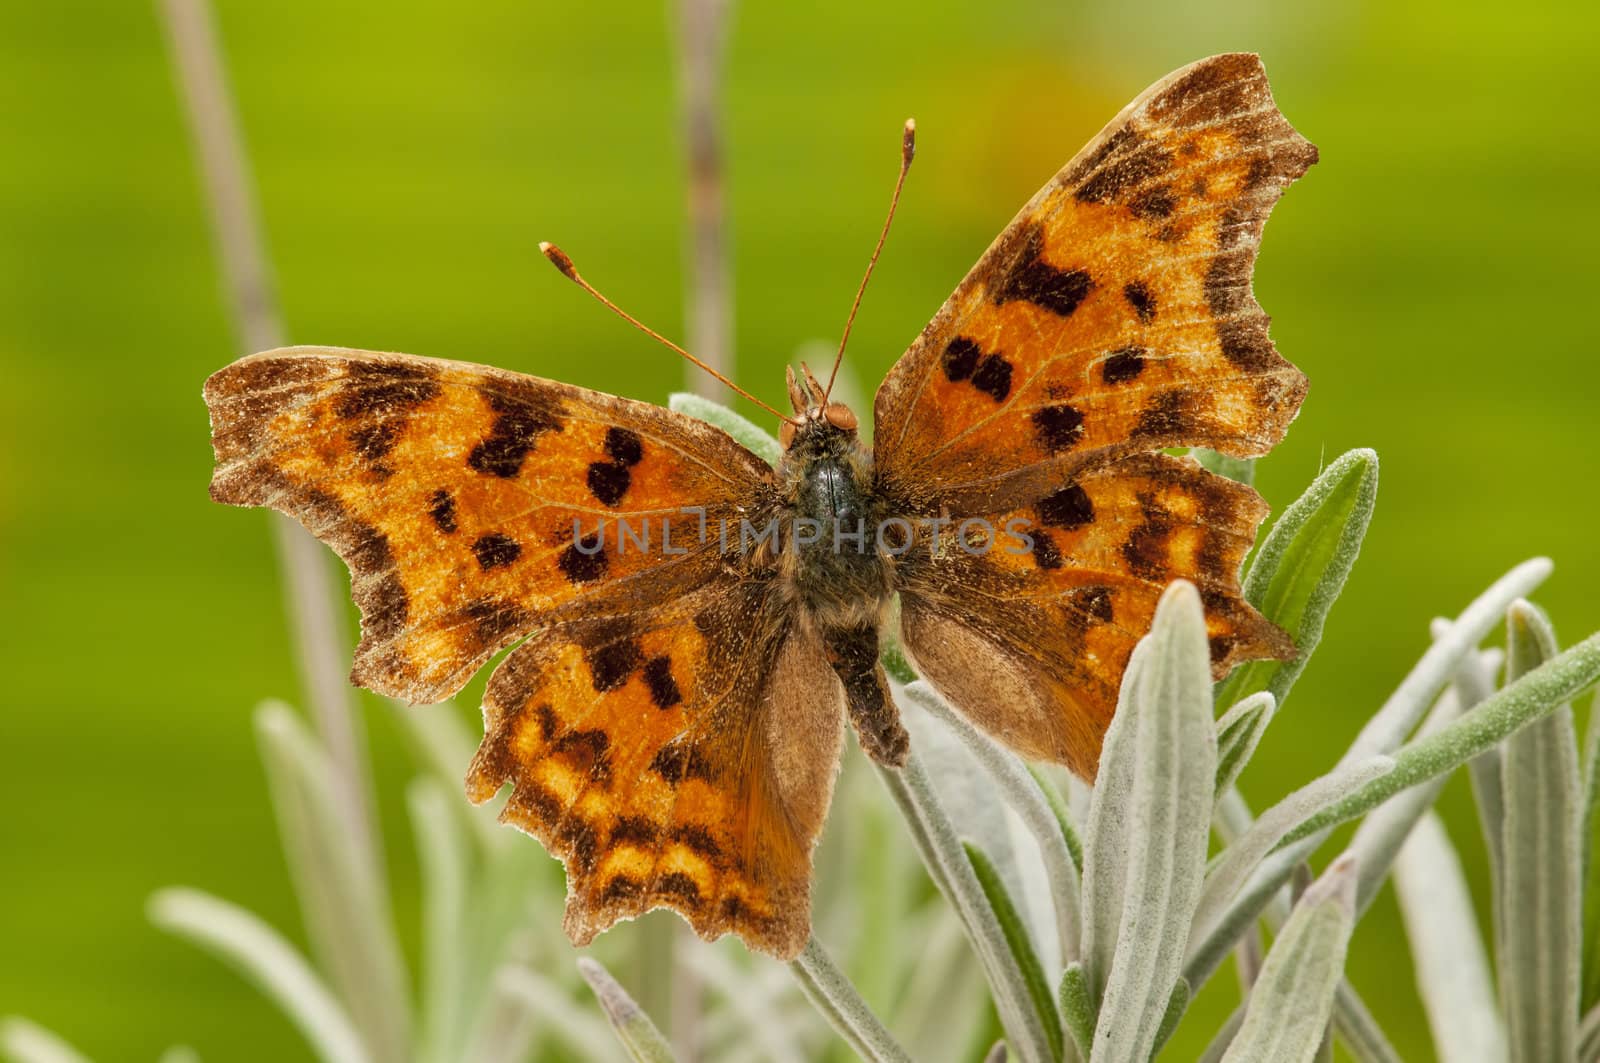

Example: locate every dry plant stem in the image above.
[158,0,379,876]
[675,0,734,401]
[669,0,736,1052]
[789,937,914,1063]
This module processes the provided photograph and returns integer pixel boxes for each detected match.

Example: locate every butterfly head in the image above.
[781,363,859,451]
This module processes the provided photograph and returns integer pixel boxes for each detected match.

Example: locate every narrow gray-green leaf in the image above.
[1584,685,1600,1011]
[1280,629,1600,848]
[1329,982,1404,1063]
[790,936,913,1063]
[1215,692,1278,800]
[1030,767,1084,873]
[1222,855,1356,1063]
[1082,582,1216,1063]
[1393,812,1506,1063]
[491,966,622,1063]
[668,392,782,466]
[1190,756,1391,953]
[577,957,675,1063]
[0,1018,94,1063]
[685,946,806,1063]
[909,681,1081,964]
[409,780,471,1063]
[255,704,411,1063]
[1218,448,1378,711]
[966,843,1064,1061]
[1499,601,1581,1063]
[878,752,1056,1063]
[1151,977,1191,1057]
[1057,963,1094,1063]
[148,888,368,1063]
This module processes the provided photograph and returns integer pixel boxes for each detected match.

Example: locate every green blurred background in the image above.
[2,0,1596,1059]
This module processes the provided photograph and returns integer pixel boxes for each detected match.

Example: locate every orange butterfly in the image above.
[205,53,1313,960]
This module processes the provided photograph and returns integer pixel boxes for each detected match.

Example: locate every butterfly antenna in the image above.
[823,118,916,405]
[539,243,799,425]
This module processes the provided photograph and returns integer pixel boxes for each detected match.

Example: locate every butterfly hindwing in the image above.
[465,577,844,959]
[895,453,1290,777]
[874,53,1315,516]
[205,346,771,704]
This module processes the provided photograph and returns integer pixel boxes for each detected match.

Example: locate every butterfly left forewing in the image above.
[205,346,771,704]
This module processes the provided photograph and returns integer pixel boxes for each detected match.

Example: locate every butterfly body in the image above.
[206,53,1314,959]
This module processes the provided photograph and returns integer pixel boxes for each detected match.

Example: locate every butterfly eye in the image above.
[823,404,858,432]
[779,420,798,449]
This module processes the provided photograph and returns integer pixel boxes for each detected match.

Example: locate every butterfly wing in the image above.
[466,576,843,959]
[207,346,843,957]
[876,54,1311,776]
[874,52,1314,516]
[206,346,771,703]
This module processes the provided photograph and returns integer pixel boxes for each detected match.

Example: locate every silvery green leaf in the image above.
[1345,681,1468,916]
[0,1018,94,1063]
[900,688,1049,963]
[1582,688,1600,1012]
[668,392,783,466]
[984,1042,1011,1063]
[790,937,913,1063]
[1215,692,1277,800]
[1185,558,1554,992]
[489,965,622,1063]
[1393,812,1507,1063]
[577,957,676,1063]
[1189,755,1392,953]
[965,844,1063,1061]
[1499,601,1581,1063]
[1081,582,1215,1063]
[1198,1006,1246,1063]
[1279,628,1600,848]
[1057,963,1094,1062]
[254,704,411,1063]
[1217,448,1378,712]
[386,699,505,853]
[409,780,471,1063]
[876,751,1056,1063]
[1221,855,1357,1063]
[148,888,368,1063]
[907,681,1081,964]
[1031,767,1085,873]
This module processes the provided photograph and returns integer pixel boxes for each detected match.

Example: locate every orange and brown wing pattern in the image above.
[874,52,1315,515]
[466,577,844,959]
[205,346,772,704]
[896,453,1289,778]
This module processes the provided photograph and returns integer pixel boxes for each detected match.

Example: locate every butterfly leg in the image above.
[820,624,908,767]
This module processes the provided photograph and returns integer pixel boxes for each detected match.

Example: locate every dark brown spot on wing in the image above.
[969,354,1013,402]
[942,337,981,382]
[558,530,608,584]
[586,461,632,506]
[472,532,522,570]
[350,421,401,463]
[427,489,458,533]
[603,427,644,466]
[1032,403,1085,452]
[993,224,1094,319]
[1038,484,1094,529]
[642,655,682,708]
[334,362,441,420]
[552,728,612,784]
[1032,530,1064,570]
[587,637,643,692]
[467,392,563,479]
[1101,347,1147,384]
[1123,281,1156,322]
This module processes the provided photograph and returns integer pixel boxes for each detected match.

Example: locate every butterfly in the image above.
[205,52,1314,960]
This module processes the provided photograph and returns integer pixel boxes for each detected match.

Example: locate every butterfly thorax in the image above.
[773,406,908,764]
